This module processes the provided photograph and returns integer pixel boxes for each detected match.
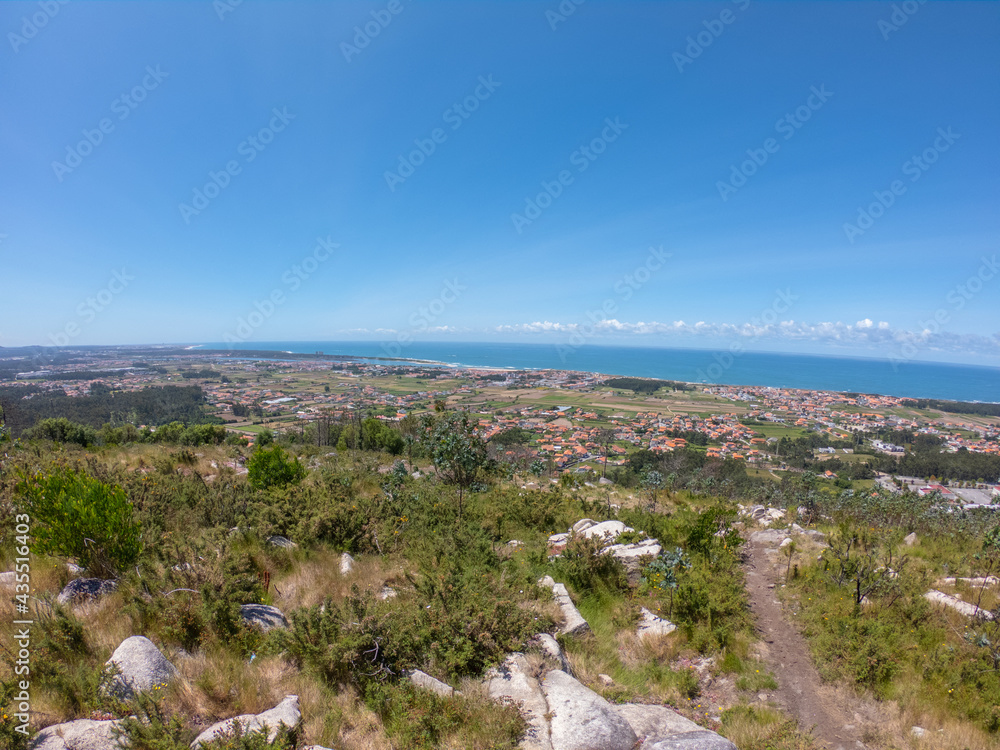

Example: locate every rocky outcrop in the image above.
[104,636,178,700]
[738,505,786,526]
[542,669,638,750]
[191,695,301,748]
[485,655,735,750]
[239,604,289,632]
[267,535,297,549]
[57,578,118,605]
[407,669,456,697]
[549,520,662,584]
[32,718,124,750]
[637,607,676,640]
[533,633,572,673]
[538,576,590,636]
[924,590,994,619]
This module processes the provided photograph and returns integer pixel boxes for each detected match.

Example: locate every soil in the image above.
[743,537,866,750]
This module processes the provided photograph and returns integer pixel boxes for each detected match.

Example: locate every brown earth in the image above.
[743,537,866,750]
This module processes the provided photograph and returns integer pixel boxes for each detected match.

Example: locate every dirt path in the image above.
[743,539,865,750]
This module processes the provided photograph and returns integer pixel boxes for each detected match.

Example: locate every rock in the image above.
[572,518,597,534]
[486,654,552,750]
[104,636,177,700]
[57,578,118,605]
[598,476,613,485]
[239,604,289,632]
[0,571,14,586]
[614,704,703,743]
[542,669,638,750]
[637,607,677,639]
[598,673,615,686]
[580,520,633,542]
[407,669,455,697]
[606,539,662,583]
[507,540,524,548]
[924,590,993,619]
[779,538,793,549]
[534,633,572,673]
[911,726,926,738]
[267,535,296,549]
[191,695,301,748]
[749,529,789,547]
[339,553,355,575]
[538,578,590,636]
[644,730,738,749]
[66,563,85,575]
[548,532,571,546]
[32,718,124,750]
[790,523,805,534]
[904,532,919,547]
[379,586,397,600]
[538,575,555,588]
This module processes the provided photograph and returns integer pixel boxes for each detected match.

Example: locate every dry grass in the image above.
[272,550,406,611]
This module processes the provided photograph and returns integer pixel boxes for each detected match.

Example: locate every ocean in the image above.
[198,341,1000,403]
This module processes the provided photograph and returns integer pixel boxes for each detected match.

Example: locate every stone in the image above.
[0,571,14,586]
[911,726,926,738]
[924,590,993,619]
[542,669,638,750]
[598,673,615,686]
[548,532,571,546]
[191,695,301,748]
[606,540,662,583]
[507,539,524,548]
[572,518,597,534]
[580,520,633,542]
[66,563,85,574]
[539,577,590,636]
[614,703,703,743]
[339,552,355,575]
[644,730,738,749]
[407,669,455,697]
[379,586,397,600]
[57,578,118,605]
[239,604,289,632]
[779,538,793,549]
[749,529,789,547]
[637,607,677,639]
[904,532,919,547]
[267,535,296,549]
[32,718,124,750]
[534,632,572,673]
[486,654,552,750]
[598,476,613,485]
[104,636,177,700]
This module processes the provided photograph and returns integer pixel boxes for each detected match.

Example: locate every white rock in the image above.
[485,654,552,750]
[904,532,919,546]
[542,669,638,750]
[32,718,124,750]
[339,552,355,575]
[637,607,677,639]
[239,603,289,631]
[614,703,703,743]
[0,571,14,586]
[644,731,738,749]
[548,533,570,545]
[779,538,793,549]
[534,632,572,673]
[581,520,633,542]
[924,590,993,619]
[572,518,597,534]
[598,673,615,686]
[407,669,455,697]
[104,636,178,700]
[267,535,297,549]
[911,726,926,738]
[191,695,300,748]
[379,586,397,600]
[539,578,590,636]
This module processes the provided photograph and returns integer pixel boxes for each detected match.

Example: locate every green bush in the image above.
[16,470,142,577]
[0,679,31,750]
[551,534,628,594]
[247,446,305,491]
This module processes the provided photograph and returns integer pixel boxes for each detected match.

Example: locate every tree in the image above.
[596,428,616,479]
[642,470,665,512]
[429,413,488,520]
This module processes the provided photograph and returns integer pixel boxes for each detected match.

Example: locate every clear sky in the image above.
[1,0,998,364]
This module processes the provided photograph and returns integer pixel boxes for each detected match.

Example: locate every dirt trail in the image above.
[743,538,865,750]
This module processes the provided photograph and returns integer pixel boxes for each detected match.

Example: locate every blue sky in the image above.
[1,0,998,364]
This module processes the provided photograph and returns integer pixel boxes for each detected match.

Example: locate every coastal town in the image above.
[3,347,998,501]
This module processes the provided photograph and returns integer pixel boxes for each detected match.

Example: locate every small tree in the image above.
[642,547,691,617]
[428,413,488,520]
[642,470,665,512]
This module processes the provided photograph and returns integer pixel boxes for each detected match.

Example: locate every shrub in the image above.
[16,470,142,577]
[0,679,31,750]
[551,534,628,593]
[247,446,305,491]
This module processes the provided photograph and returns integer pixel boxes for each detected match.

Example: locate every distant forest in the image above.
[903,398,1000,418]
[604,377,693,393]
[0,383,217,436]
